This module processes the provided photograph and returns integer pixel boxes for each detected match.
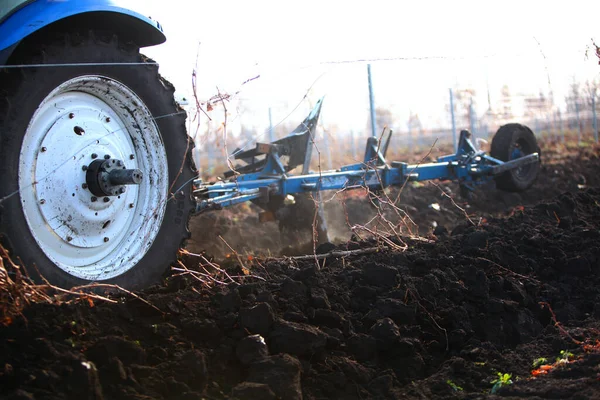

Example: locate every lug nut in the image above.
[91,153,98,159]
[82,165,88,171]
[104,154,111,160]
[104,237,109,242]
[128,203,134,208]
[66,236,73,242]
[119,187,126,194]
[105,117,111,123]
[91,196,97,202]
[40,199,46,205]
[69,113,75,119]
[82,183,88,189]
[103,197,110,203]
[41,147,47,152]
[116,160,123,167]
[129,154,135,160]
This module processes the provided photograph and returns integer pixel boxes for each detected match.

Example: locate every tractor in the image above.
[0,0,540,289]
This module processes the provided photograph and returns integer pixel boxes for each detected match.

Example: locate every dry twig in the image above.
[430,181,476,226]
[218,235,247,274]
[0,244,52,325]
[285,246,381,261]
[1,244,165,323]
[539,301,582,345]
[407,288,449,351]
[477,257,540,283]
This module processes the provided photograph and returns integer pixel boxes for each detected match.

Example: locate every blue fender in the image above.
[0,0,165,63]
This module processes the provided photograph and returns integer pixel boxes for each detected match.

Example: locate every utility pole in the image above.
[469,98,476,139]
[593,95,598,142]
[575,100,582,144]
[449,88,457,149]
[268,107,275,142]
[367,64,376,137]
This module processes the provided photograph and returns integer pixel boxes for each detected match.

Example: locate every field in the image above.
[2,139,600,399]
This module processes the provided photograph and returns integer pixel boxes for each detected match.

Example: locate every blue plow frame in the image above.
[194,98,539,213]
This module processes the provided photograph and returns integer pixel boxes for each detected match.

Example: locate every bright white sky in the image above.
[132,0,599,135]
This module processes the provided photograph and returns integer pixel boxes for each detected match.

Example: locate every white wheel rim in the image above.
[19,76,169,280]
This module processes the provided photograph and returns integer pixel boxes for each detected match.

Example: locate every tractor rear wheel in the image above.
[490,123,540,192]
[0,31,195,289]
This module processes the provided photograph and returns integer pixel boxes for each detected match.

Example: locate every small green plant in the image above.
[556,350,575,361]
[557,350,574,362]
[446,380,463,391]
[490,372,513,394]
[532,357,548,368]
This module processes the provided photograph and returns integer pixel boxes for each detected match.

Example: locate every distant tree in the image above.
[376,106,394,131]
[524,90,552,118]
[565,80,582,114]
[582,78,599,108]
[452,88,477,127]
[407,112,423,136]
[499,85,513,119]
[585,39,600,65]
[367,106,395,136]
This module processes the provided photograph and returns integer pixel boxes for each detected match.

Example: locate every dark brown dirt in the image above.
[2,141,600,399]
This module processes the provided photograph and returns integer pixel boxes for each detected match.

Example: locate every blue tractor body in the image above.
[0,0,165,65]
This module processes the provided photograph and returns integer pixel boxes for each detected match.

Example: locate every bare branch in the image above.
[285,246,381,261]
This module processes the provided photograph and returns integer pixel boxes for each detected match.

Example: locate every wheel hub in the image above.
[511,143,530,179]
[85,158,143,197]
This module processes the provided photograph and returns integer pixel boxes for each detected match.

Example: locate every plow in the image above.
[0,0,540,289]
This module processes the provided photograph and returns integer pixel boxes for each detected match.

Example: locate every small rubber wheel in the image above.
[490,123,540,192]
[0,31,195,289]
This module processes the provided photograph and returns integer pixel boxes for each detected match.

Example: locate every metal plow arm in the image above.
[224,98,323,179]
[194,109,539,213]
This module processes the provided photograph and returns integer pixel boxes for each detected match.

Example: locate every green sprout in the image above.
[446,380,463,391]
[490,372,513,394]
[532,357,548,368]
[557,350,574,363]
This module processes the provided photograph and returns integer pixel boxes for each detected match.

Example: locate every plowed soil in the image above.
[2,141,600,400]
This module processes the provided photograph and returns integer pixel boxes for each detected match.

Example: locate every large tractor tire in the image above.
[0,31,195,289]
[490,123,540,192]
